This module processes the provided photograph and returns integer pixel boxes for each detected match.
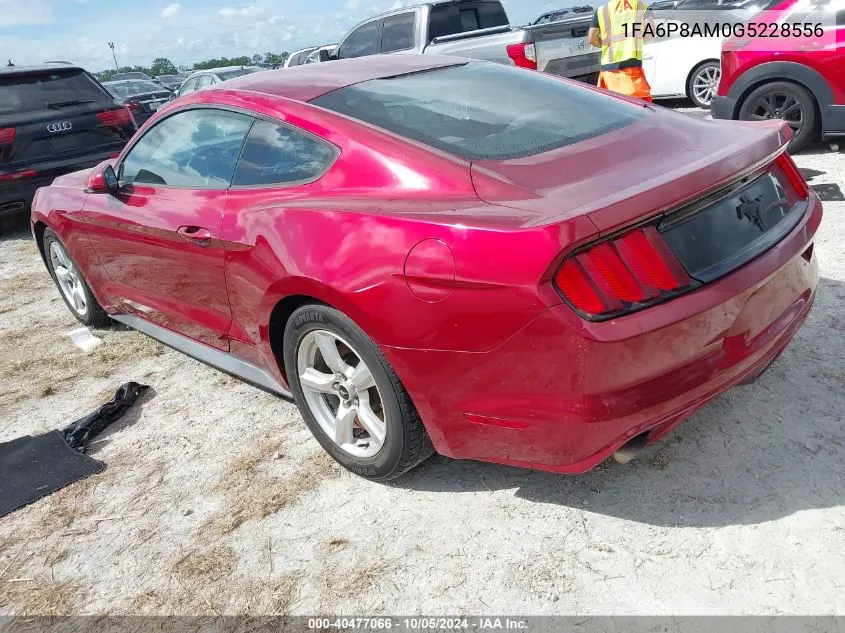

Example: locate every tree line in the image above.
[96,53,290,81]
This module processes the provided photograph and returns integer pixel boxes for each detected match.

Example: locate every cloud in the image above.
[344,0,362,9]
[218,5,264,18]
[0,0,53,26]
[160,3,180,18]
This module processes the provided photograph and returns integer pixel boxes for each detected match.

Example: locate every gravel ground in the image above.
[0,106,843,617]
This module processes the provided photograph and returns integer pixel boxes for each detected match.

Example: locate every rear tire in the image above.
[43,229,109,328]
[738,81,817,153]
[686,61,720,109]
[283,304,434,481]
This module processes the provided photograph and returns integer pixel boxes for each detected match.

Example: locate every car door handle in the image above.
[177,225,212,244]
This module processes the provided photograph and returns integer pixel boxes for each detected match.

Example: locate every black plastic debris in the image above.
[62,382,149,451]
[0,382,149,518]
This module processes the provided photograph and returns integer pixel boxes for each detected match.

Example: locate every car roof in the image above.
[0,62,81,76]
[221,55,465,102]
[104,79,157,84]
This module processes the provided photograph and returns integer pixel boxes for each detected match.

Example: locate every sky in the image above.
[0,0,567,73]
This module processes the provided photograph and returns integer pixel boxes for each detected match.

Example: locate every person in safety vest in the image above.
[587,0,654,101]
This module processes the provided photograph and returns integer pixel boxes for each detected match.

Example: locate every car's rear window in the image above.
[0,69,108,115]
[312,63,646,161]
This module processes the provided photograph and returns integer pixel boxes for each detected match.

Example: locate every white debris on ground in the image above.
[0,115,843,616]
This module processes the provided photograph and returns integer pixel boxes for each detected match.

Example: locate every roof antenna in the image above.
[7,60,14,67]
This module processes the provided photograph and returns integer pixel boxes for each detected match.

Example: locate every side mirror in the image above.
[318,49,332,62]
[86,164,120,194]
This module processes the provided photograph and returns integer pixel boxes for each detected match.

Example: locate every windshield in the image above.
[217,68,264,81]
[312,63,646,161]
[106,81,162,97]
[157,75,178,82]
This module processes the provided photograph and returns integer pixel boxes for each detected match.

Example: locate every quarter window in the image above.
[232,119,337,186]
[119,108,252,188]
[381,13,416,52]
[337,20,380,58]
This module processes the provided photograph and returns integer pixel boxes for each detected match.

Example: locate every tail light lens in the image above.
[506,42,538,70]
[125,101,141,112]
[775,152,809,199]
[0,127,15,145]
[555,225,694,319]
[97,108,134,126]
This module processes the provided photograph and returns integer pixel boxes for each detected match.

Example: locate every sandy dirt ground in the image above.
[0,108,843,617]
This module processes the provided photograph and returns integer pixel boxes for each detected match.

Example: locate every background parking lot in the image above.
[0,105,843,616]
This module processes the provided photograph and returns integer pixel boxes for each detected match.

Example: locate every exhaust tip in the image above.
[613,433,650,464]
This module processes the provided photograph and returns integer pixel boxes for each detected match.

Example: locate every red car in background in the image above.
[711,0,845,152]
[31,56,821,480]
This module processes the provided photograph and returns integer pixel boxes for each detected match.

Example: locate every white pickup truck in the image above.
[322,0,601,83]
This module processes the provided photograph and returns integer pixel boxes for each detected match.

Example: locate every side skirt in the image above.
[111,313,293,400]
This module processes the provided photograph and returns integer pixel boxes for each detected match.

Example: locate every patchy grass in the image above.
[0,321,164,407]
[173,547,236,582]
[321,561,392,603]
[131,569,303,615]
[204,442,337,536]
[0,578,81,616]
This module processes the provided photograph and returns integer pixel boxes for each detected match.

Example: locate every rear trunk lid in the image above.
[0,68,135,174]
[471,110,806,290]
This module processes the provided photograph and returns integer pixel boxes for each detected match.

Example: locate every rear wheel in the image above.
[687,61,720,109]
[283,304,434,481]
[738,81,817,153]
[43,229,109,327]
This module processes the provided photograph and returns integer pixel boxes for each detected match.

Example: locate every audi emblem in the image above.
[46,121,73,133]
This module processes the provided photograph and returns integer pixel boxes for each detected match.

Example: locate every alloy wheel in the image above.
[747,90,804,134]
[49,241,87,316]
[691,64,720,107]
[296,329,387,458]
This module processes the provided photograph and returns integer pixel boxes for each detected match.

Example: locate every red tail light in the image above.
[0,127,15,145]
[775,152,809,199]
[555,226,694,319]
[124,101,141,112]
[97,108,134,127]
[506,43,538,70]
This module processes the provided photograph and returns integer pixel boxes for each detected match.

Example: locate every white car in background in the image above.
[304,45,338,64]
[643,26,722,108]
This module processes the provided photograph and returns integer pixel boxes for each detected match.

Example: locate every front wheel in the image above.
[738,81,818,153]
[283,304,434,481]
[687,61,720,109]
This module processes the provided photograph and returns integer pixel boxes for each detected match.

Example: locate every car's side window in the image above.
[180,77,199,95]
[231,119,337,187]
[337,20,381,58]
[197,75,214,89]
[381,13,416,52]
[119,108,252,189]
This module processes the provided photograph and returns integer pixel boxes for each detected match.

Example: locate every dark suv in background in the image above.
[0,63,136,220]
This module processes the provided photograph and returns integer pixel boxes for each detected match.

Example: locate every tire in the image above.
[686,61,720,109]
[42,229,110,327]
[738,81,818,153]
[283,304,434,481]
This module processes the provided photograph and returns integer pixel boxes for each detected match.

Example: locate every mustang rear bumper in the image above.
[384,194,822,473]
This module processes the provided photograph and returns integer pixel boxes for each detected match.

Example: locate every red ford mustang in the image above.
[31,56,821,480]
